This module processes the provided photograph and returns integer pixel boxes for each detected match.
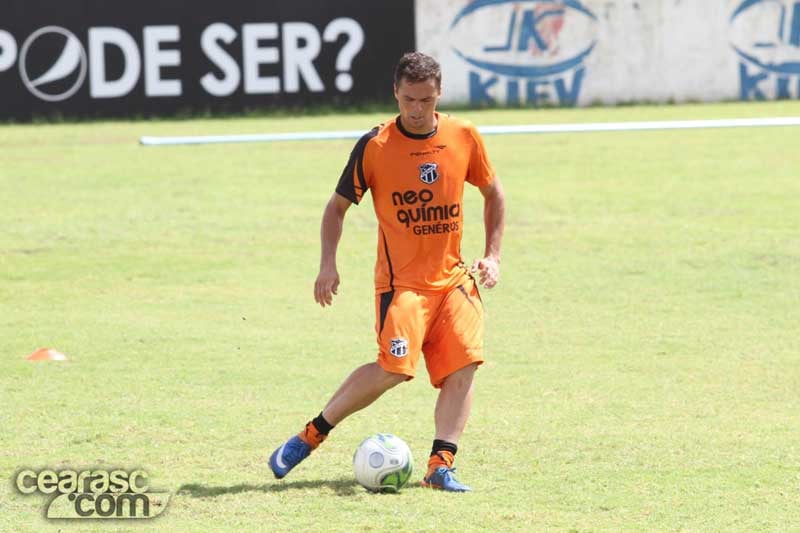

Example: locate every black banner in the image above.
[0,0,415,120]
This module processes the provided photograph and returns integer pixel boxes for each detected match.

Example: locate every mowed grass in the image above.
[1,101,799,532]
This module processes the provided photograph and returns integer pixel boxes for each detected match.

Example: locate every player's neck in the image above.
[397,113,439,139]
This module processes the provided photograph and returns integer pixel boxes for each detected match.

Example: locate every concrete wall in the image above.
[416,0,800,106]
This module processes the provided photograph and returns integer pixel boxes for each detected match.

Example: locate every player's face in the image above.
[394,77,441,134]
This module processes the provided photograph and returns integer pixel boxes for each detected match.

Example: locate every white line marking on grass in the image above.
[139,117,800,146]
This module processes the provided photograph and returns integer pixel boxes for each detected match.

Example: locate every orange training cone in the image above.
[26,348,68,361]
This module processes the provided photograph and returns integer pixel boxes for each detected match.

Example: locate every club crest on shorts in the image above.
[418,162,439,185]
[389,337,409,358]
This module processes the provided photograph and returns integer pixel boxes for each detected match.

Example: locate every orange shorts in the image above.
[374,278,484,388]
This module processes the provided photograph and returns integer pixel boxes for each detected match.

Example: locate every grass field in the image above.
[1,101,799,531]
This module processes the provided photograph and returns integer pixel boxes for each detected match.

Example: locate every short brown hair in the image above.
[393,52,441,88]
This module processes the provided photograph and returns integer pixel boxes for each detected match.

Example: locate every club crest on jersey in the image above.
[418,162,439,185]
[389,337,409,358]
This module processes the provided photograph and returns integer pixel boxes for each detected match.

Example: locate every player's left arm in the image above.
[472,176,505,289]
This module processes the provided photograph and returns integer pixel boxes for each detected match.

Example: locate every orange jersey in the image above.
[336,113,495,293]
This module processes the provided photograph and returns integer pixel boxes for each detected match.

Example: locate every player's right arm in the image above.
[316,126,378,306]
[314,192,352,307]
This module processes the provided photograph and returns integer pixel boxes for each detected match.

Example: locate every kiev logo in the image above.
[731,0,800,99]
[14,468,170,519]
[448,0,598,106]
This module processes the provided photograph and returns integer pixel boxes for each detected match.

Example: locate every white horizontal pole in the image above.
[139,117,800,146]
[478,117,800,135]
[140,129,367,145]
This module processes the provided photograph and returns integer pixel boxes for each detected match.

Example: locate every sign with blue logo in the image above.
[731,0,800,100]
[419,1,800,107]
[444,0,598,106]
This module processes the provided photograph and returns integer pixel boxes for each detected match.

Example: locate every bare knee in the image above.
[371,363,408,390]
[441,363,477,388]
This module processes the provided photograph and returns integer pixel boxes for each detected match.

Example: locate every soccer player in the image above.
[269,52,505,492]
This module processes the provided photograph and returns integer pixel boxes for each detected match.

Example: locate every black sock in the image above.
[311,412,335,435]
[430,439,458,457]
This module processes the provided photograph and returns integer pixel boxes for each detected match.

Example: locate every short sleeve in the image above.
[335,127,379,205]
[465,124,495,188]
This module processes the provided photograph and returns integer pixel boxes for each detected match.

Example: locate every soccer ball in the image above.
[352,433,413,493]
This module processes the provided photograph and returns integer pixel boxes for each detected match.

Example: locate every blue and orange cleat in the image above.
[421,466,472,492]
[269,436,311,479]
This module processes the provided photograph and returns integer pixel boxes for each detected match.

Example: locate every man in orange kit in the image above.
[269,52,505,492]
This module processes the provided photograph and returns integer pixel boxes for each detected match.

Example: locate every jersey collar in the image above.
[396,114,439,140]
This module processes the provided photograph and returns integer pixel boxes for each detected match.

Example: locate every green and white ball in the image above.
[353,433,413,493]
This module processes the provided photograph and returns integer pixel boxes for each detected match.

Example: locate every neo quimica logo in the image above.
[15,468,170,519]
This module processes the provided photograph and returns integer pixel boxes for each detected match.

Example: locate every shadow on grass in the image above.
[177,478,362,497]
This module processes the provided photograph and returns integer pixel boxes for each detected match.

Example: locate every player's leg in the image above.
[269,289,424,479]
[269,363,406,479]
[322,362,407,425]
[423,363,476,491]
[421,280,484,491]
[434,362,477,443]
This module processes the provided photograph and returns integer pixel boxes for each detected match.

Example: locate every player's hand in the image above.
[471,256,500,289]
[314,265,340,307]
